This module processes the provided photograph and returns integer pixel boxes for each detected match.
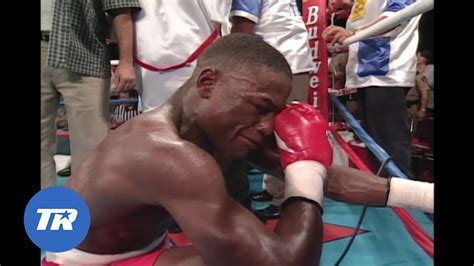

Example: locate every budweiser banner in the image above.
[303,0,329,120]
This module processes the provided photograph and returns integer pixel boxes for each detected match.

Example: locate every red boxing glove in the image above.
[273,102,333,208]
[274,102,333,169]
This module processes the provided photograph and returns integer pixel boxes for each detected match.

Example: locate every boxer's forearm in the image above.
[325,166,434,213]
[274,200,323,266]
[325,166,389,206]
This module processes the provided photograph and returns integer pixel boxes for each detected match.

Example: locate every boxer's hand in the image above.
[274,102,333,208]
[326,165,389,206]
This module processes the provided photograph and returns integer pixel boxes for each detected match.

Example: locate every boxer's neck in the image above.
[168,84,213,154]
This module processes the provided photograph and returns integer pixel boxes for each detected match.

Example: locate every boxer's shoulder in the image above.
[134,140,225,206]
[125,129,223,199]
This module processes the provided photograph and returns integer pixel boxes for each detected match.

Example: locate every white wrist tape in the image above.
[283,160,326,208]
[387,178,434,213]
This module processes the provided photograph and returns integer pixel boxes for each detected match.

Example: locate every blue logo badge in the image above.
[24,186,90,252]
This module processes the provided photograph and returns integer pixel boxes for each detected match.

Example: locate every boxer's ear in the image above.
[197,68,219,99]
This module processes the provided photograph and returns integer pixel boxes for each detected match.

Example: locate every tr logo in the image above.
[36,208,78,230]
[24,187,90,252]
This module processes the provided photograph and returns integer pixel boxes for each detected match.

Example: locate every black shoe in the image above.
[57,166,71,177]
[254,204,280,220]
[168,219,182,233]
[251,190,273,202]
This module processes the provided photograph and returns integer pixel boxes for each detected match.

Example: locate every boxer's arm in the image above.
[143,142,322,266]
[326,165,389,206]
[327,166,434,213]
[250,158,391,207]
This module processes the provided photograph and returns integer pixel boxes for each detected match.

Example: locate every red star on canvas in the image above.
[168,219,368,247]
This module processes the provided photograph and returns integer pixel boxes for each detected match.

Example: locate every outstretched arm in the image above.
[249,138,434,213]
[327,165,434,213]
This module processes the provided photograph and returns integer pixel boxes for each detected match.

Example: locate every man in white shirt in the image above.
[323,0,421,177]
[134,0,231,112]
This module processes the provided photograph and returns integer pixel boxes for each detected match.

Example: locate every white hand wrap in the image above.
[387,178,434,213]
[283,160,326,208]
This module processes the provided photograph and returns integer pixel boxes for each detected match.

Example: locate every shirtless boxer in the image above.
[44,33,432,266]
[44,33,330,266]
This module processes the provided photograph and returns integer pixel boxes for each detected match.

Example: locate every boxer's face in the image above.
[197,67,291,159]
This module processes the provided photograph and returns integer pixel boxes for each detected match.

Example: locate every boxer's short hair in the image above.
[198,33,292,79]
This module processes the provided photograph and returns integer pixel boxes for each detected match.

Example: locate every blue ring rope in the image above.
[330,94,408,179]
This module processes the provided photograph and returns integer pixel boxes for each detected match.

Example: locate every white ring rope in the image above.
[341,0,434,47]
